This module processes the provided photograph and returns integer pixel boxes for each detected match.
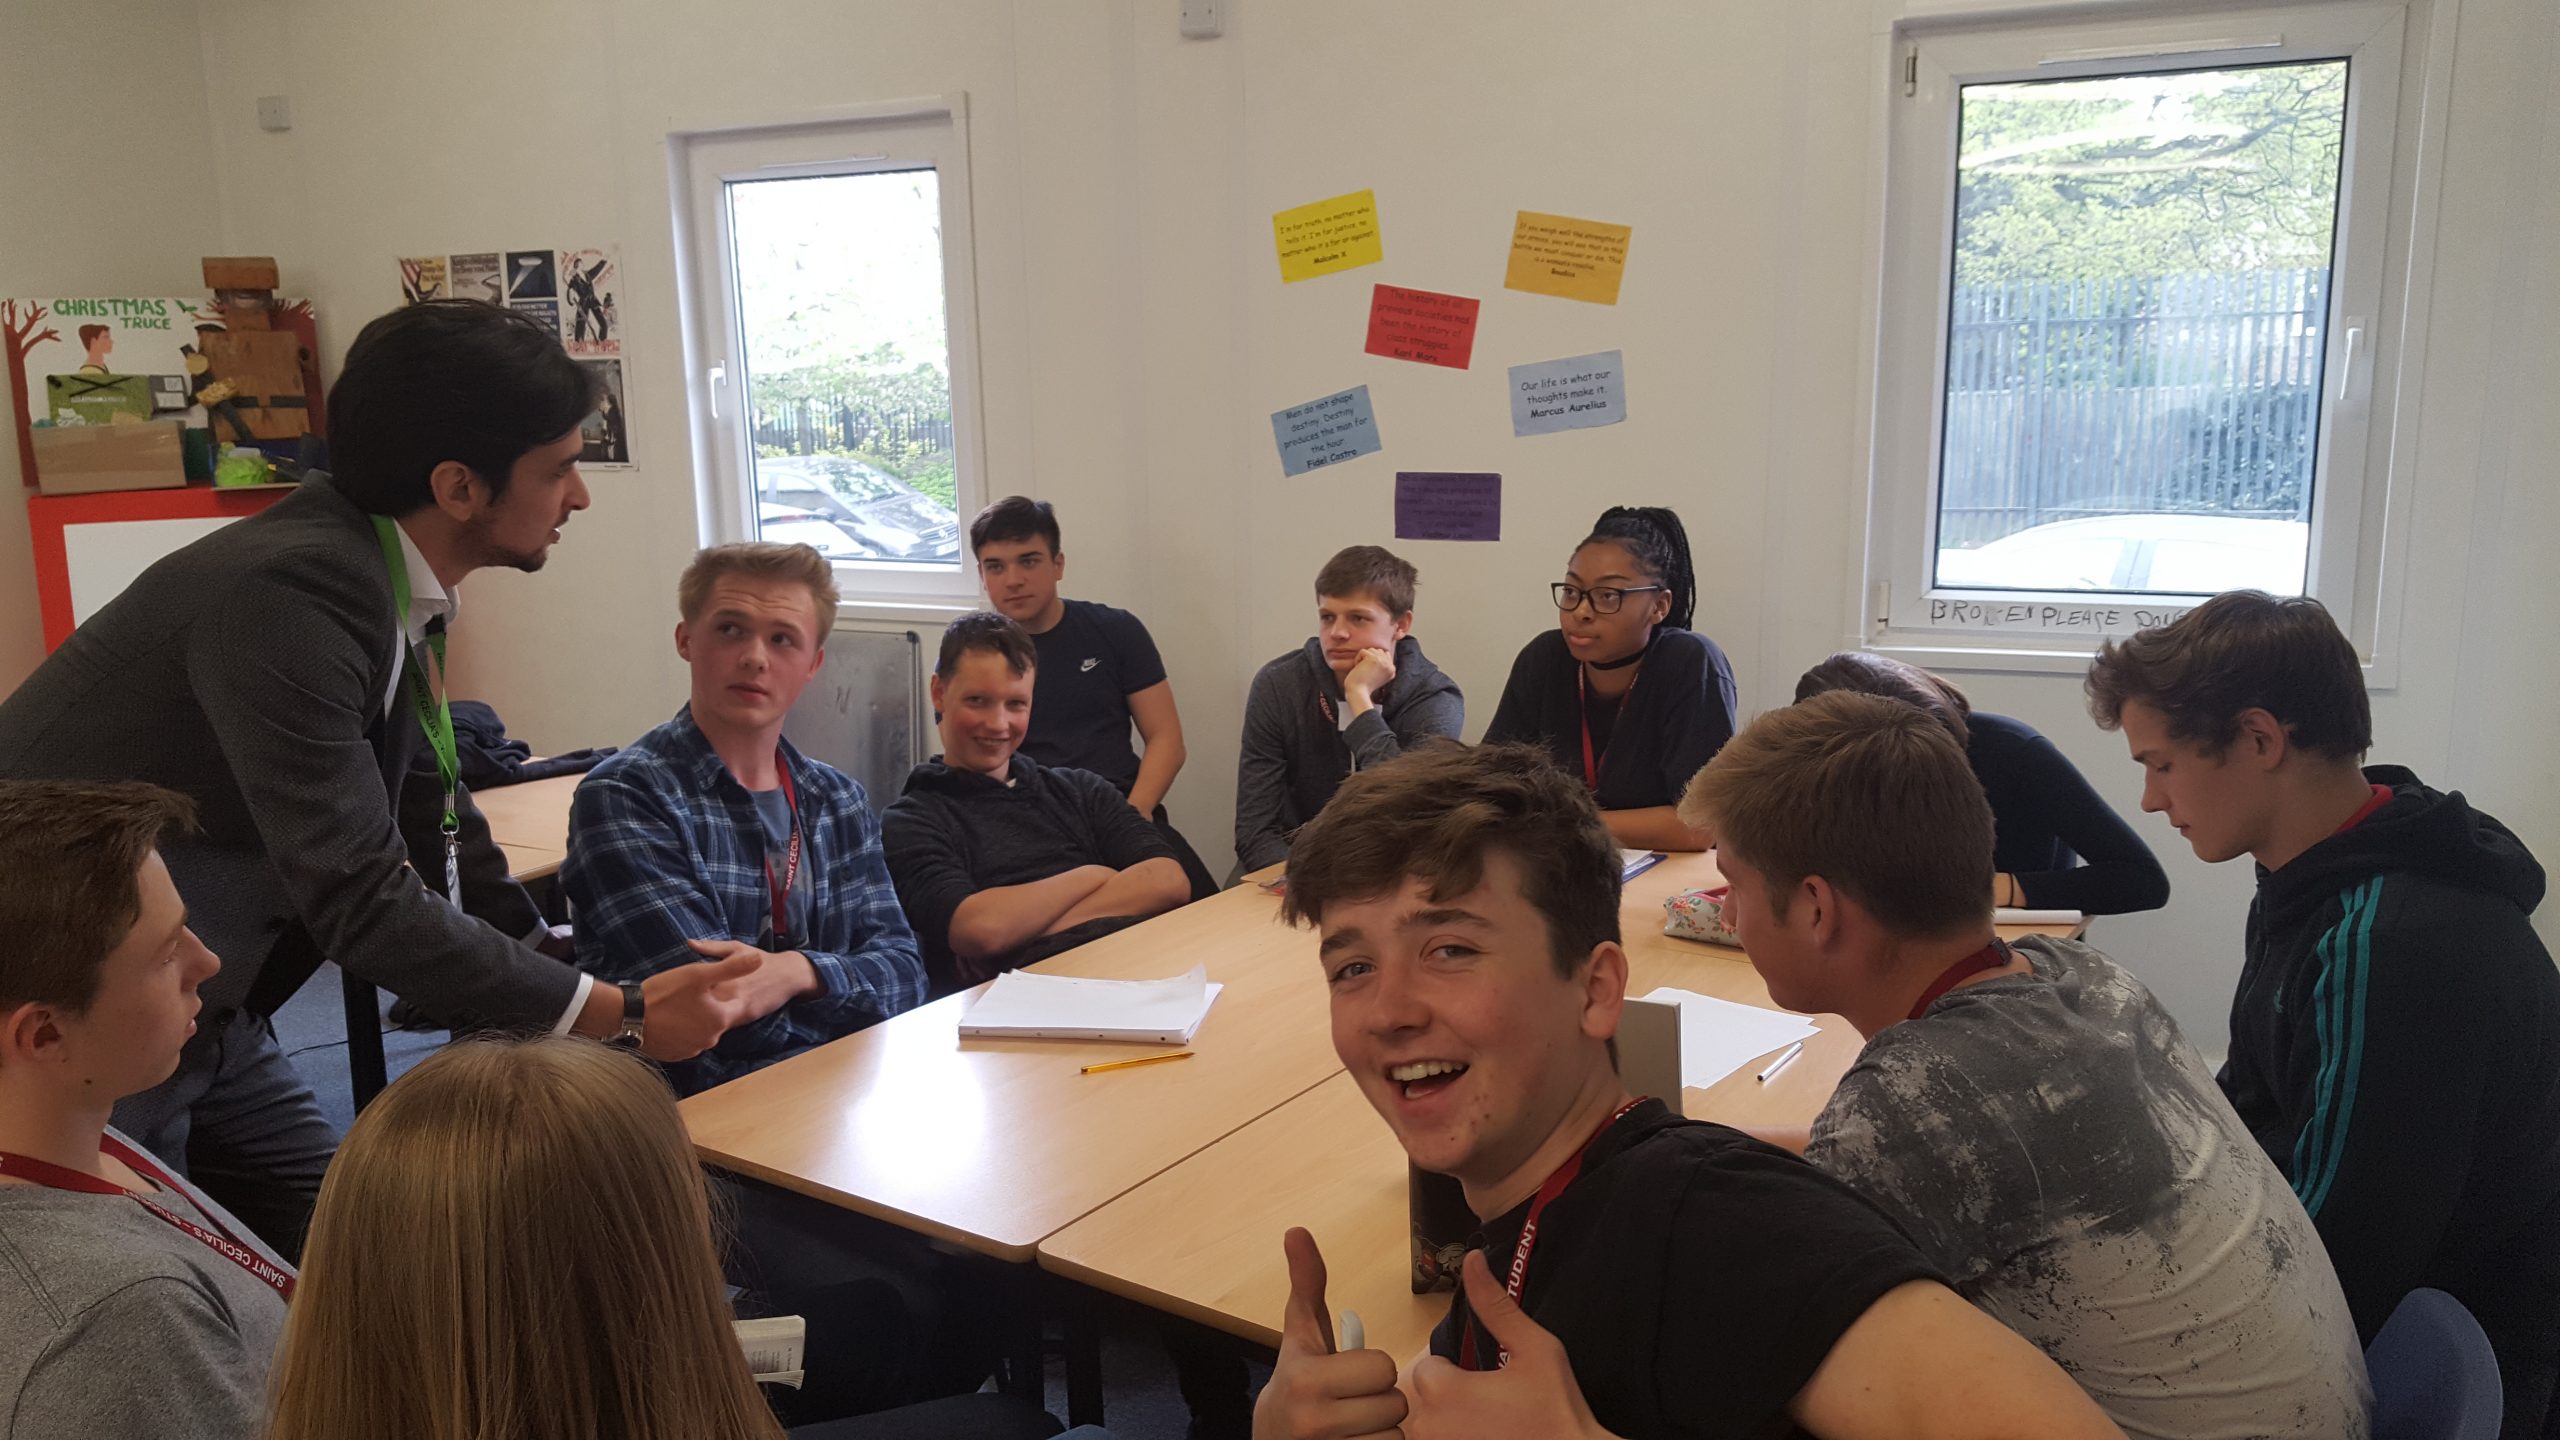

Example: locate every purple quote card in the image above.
[1395,472,1501,541]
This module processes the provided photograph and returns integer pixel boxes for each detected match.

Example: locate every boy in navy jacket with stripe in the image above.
[2091,591,2560,1440]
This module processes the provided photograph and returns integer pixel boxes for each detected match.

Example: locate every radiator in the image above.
[781,625,926,805]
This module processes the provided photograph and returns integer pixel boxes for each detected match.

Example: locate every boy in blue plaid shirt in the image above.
[564,544,926,1094]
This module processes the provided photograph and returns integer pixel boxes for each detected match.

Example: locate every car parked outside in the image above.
[753,453,961,563]
[1934,513,2309,596]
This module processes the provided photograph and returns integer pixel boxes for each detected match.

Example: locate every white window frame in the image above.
[671,95,989,608]
[1860,2,2439,680]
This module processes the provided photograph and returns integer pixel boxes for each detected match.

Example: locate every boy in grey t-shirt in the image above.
[0,782,291,1439]
[1682,693,2369,1440]
[1807,937,2366,1439]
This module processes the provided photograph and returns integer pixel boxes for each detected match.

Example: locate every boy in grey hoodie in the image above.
[1232,546,1463,877]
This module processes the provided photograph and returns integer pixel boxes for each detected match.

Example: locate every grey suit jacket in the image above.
[0,477,578,1024]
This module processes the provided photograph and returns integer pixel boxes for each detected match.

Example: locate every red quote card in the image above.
[1364,284,1481,369]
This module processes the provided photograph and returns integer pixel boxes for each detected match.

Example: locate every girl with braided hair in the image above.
[1484,505,1739,850]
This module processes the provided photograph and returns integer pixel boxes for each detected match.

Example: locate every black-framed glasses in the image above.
[1552,582,1664,616]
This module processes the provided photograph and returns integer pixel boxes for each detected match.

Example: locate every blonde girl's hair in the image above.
[264,1036,783,1440]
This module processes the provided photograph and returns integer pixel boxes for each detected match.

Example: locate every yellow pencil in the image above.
[1080,1050,1195,1075]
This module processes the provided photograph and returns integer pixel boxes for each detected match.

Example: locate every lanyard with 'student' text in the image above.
[1460,1096,1646,1370]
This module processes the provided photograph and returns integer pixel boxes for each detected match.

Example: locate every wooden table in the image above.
[678,876,1344,1262]
[1036,852,2081,1363]
[474,772,583,881]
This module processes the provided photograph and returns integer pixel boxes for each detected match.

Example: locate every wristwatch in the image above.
[611,981,645,1049]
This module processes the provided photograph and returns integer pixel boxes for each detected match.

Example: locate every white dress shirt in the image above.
[385,519,591,1035]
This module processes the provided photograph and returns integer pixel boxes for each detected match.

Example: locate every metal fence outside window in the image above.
[1938,267,2330,548]
[750,391,955,459]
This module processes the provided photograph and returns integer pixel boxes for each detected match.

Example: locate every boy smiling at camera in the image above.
[1251,742,2117,1440]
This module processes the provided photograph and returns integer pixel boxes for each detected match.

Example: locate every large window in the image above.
[677,101,985,603]
[1866,6,2416,659]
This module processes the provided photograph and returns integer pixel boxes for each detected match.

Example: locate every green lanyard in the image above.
[373,517,462,905]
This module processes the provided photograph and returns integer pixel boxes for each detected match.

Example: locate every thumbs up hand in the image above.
[1252,1227,1409,1440]
[1402,1249,1621,1440]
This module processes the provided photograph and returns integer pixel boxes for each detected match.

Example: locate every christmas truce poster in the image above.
[7,297,262,486]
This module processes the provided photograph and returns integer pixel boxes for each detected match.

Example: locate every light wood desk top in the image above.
[678,878,1343,1261]
[473,771,582,868]
[1038,851,2083,1360]
[495,843,565,882]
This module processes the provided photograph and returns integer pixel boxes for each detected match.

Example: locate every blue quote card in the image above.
[1509,350,1626,436]
[1272,385,1383,476]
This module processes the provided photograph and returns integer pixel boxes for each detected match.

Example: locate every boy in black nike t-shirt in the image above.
[2091,591,2560,1440]
[969,495,1214,897]
[1255,742,2118,1440]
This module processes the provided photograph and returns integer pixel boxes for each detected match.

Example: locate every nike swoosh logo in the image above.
[1081,657,1099,671]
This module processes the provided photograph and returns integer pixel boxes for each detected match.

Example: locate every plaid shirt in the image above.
[563,706,925,1092]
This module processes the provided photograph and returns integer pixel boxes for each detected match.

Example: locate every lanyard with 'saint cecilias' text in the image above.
[0,1137,295,1299]
[374,517,461,906]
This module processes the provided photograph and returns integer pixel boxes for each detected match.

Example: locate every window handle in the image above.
[708,365,727,420]
[2335,324,2362,405]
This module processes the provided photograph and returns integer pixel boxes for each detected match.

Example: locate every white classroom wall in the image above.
[0,0,228,692]
[13,0,2557,1056]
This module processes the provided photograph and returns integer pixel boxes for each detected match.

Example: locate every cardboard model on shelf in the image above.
[194,256,313,444]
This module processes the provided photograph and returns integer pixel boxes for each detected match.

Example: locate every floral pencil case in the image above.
[1663,885,1743,948]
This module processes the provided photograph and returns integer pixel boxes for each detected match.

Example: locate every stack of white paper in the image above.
[1634,987,1822,1090]
[1995,907,2084,928]
[1620,848,1666,881]
[960,965,1225,1044]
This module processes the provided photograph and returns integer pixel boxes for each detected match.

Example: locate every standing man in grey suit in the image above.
[0,301,771,1254]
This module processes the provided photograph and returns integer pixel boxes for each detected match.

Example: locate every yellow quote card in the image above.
[1504,211,1633,305]
[1273,189,1384,284]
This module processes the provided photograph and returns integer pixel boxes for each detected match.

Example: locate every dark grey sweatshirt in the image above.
[0,1127,292,1439]
[1232,635,1464,876]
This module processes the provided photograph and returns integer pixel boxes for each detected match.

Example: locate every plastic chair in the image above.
[2367,1287,2502,1440]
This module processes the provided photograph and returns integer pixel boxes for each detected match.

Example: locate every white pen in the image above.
[1756,1041,1806,1083]
[1338,1309,1365,1353]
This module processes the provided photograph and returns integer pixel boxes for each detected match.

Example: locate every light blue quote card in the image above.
[1510,350,1627,436]
[1272,385,1383,476]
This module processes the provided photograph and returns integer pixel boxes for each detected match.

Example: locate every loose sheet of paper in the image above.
[1273,190,1384,283]
[1635,987,1820,1091]
[1503,211,1633,304]
[1364,284,1481,368]
[1510,350,1626,436]
[1394,472,1500,541]
[1271,385,1383,476]
[961,965,1225,1043]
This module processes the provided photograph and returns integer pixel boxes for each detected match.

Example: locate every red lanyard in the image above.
[1459,1097,1644,1370]
[1575,664,1640,792]
[0,1136,294,1299]
[762,758,802,948]
[1908,939,2010,1021]
[2334,782,2394,834]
